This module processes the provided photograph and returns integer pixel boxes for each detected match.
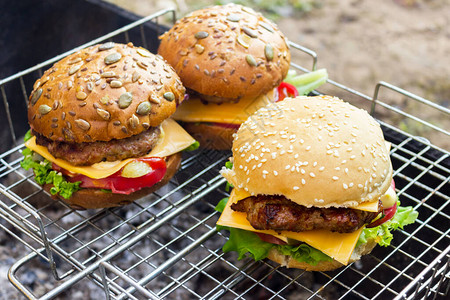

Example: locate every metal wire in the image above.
[0,8,449,300]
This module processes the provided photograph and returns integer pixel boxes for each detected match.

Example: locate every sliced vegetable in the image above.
[284,68,328,96]
[276,82,299,102]
[255,232,287,245]
[61,157,167,195]
[367,202,397,228]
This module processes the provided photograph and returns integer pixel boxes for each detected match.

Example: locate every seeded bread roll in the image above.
[28,42,185,143]
[43,153,182,209]
[158,4,290,102]
[221,95,393,208]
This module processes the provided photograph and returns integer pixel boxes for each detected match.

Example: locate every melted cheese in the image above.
[25,118,195,179]
[231,186,379,212]
[172,90,275,125]
[217,189,364,265]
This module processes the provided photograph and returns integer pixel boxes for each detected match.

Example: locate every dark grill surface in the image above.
[0,8,449,300]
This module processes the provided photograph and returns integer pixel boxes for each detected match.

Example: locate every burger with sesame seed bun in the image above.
[21,42,197,209]
[216,95,418,271]
[158,4,292,149]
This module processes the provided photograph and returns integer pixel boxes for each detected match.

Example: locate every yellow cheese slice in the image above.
[172,90,275,125]
[231,186,379,212]
[217,189,364,265]
[25,118,195,179]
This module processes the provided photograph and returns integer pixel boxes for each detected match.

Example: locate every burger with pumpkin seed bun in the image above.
[216,95,418,271]
[21,42,197,209]
[158,4,292,149]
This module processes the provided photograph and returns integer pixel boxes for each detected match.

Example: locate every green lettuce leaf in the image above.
[357,202,418,247]
[184,140,200,151]
[21,147,81,199]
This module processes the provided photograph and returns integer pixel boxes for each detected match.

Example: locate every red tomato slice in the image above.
[55,157,167,195]
[255,232,287,245]
[367,202,397,228]
[391,179,396,190]
[276,82,299,102]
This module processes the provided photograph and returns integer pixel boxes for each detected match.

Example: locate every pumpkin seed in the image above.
[30,88,43,105]
[76,91,87,100]
[38,104,51,115]
[127,114,139,129]
[265,44,274,61]
[99,42,115,51]
[101,71,116,78]
[237,34,252,48]
[96,108,110,120]
[226,14,241,22]
[87,82,94,91]
[163,92,175,102]
[136,48,151,57]
[195,44,205,54]
[68,65,81,75]
[110,80,123,88]
[67,81,73,89]
[242,27,258,38]
[246,54,257,67]
[41,76,50,85]
[100,95,110,105]
[75,119,91,131]
[242,6,255,14]
[259,22,274,33]
[132,71,141,82]
[104,52,122,65]
[194,31,209,39]
[118,92,132,108]
[136,101,151,115]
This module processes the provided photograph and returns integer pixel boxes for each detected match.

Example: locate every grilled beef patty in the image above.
[34,126,161,166]
[231,195,381,233]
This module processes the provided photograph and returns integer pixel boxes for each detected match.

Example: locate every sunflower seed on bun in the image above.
[216,95,418,271]
[158,4,291,149]
[22,42,196,209]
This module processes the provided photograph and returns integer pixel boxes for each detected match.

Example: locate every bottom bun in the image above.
[267,239,378,271]
[183,122,236,150]
[43,153,182,209]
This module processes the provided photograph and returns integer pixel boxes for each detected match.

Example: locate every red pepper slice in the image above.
[276,82,299,102]
[255,232,287,245]
[56,157,167,195]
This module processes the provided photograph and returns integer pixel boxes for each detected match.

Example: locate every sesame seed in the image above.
[262,170,269,174]
[280,150,286,155]
[257,163,262,168]
[358,184,364,188]
[372,173,377,178]
[293,186,300,190]
[239,165,243,169]
[285,165,291,170]
[273,170,278,176]
[333,176,339,181]
[310,172,316,178]
[319,166,325,171]
[349,183,354,187]
[271,152,277,159]
[350,155,356,160]
[335,167,341,171]
[306,146,311,151]
[294,154,299,159]
[301,179,306,185]
[291,166,296,172]
[341,160,347,164]
[343,183,348,189]
[347,148,353,152]
[313,162,318,167]
[345,168,349,174]
[301,169,306,174]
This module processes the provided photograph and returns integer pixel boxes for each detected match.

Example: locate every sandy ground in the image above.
[106,0,449,148]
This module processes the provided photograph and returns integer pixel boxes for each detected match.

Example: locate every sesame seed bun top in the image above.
[28,42,185,143]
[157,4,290,102]
[221,95,393,208]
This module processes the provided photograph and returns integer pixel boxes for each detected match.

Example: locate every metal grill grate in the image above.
[0,8,449,300]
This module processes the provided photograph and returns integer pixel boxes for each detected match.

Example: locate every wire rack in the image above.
[0,8,449,300]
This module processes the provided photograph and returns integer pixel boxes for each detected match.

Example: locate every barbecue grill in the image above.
[0,7,449,300]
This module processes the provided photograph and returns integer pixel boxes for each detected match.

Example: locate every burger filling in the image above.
[34,126,161,166]
[231,195,381,234]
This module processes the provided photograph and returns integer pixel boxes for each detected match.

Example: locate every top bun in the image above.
[28,42,185,143]
[158,4,290,101]
[222,95,393,208]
